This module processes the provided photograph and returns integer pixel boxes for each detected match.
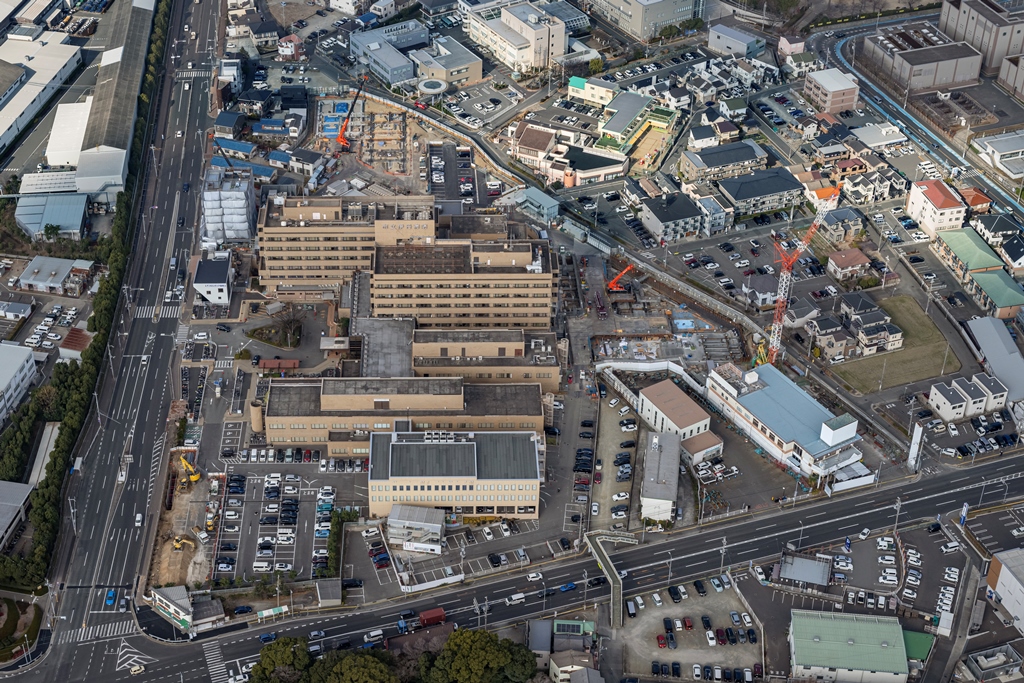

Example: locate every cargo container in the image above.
[419,607,446,626]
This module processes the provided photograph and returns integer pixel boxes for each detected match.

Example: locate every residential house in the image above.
[843,167,906,204]
[826,248,871,282]
[639,193,704,242]
[810,134,851,166]
[954,376,990,416]
[1001,234,1024,272]
[972,213,1021,247]
[820,207,865,245]
[784,297,820,328]
[277,34,305,61]
[211,137,256,160]
[928,382,970,421]
[680,140,767,182]
[663,86,691,111]
[806,313,856,360]
[973,373,1008,412]
[854,321,904,355]
[549,651,595,683]
[806,184,841,211]
[960,186,992,214]
[718,97,747,122]
[251,113,304,139]
[214,111,246,140]
[688,125,718,151]
[712,120,740,143]
[839,292,878,320]
[785,52,819,77]
[718,168,804,215]
[741,273,779,309]
[238,89,276,117]
[778,35,805,57]
[906,180,967,238]
[791,115,819,141]
[686,76,717,105]
[241,19,280,48]
[834,157,867,179]
[935,228,1024,318]
[622,177,647,207]
[288,148,324,176]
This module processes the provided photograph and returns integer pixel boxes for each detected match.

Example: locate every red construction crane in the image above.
[607,264,634,292]
[336,75,369,151]
[763,186,841,365]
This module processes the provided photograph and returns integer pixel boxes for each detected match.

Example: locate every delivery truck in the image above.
[418,607,446,626]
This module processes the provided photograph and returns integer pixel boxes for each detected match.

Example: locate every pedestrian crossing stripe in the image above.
[178,70,211,78]
[203,641,230,683]
[56,619,137,644]
[134,305,181,319]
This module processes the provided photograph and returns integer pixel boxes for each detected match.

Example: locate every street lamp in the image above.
[979,478,989,507]
[892,497,902,537]
[797,521,804,550]
[719,537,727,575]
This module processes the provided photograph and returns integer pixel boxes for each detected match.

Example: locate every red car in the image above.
[742,269,755,276]
[657,634,666,648]
[683,617,693,630]
[594,472,602,484]
[414,101,427,110]
[716,628,727,645]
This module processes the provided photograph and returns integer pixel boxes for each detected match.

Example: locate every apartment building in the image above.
[411,328,561,393]
[370,240,556,329]
[468,2,565,71]
[255,376,545,450]
[679,139,768,181]
[583,0,703,41]
[717,168,804,215]
[257,195,435,300]
[905,180,966,237]
[939,0,1024,76]
[804,68,859,114]
[367,429,542,519]
[408,36,483,85]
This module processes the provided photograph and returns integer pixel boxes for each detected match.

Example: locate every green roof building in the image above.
[789,610,909,683]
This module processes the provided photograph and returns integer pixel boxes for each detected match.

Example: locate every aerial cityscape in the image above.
[0,0,1023,680]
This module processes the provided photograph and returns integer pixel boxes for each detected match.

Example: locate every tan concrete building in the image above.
[467,2,565,72]
[939,0,1024,76]
[256,376,545,454]
[367,429,542,519]
[257,194,436,300]
[371,240,555,329]
[412,328,561,393]
[804,68,859,114]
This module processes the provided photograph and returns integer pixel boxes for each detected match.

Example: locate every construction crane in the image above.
[336,75,369,151]
[762,186,841,366]
[607,264,634,292]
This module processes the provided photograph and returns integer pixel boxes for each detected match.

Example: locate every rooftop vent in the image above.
[847,639,855,645]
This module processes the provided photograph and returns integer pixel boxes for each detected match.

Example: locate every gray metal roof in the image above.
[20,255,75,289]
[973,372,1007,397]
[392,441,477,477]
[931,382,965,407]
[968,316,1024,402]
[369,430,540,480]
[0,480,30,541]
[718,168,801,201]
[687,140,767,169]
[14,194,87,238]
[194,259,230,285]
[779,553,831,585]
[641,432,679,502]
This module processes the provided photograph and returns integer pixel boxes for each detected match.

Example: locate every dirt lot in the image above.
[831,295,960,394]
[149,474,211,589]
[266,0,324,32]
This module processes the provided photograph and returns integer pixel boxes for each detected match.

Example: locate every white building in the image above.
[905,180,966,238]
[975,128,1024,180]
[639,432,679,522]
[927,373,1007,421]
[707,24,764,59]
[194,259,233,305]
[45,97,92,168]
[0,481,33,552]
[0,32,81,160]
[789,610,909,683]
[706,363,863,479]
[385,503,445,554]
[637,379,711,439]
[989,548,1024,638]
[200,167,256,246]
[467,2,565,72]
[0,344,35,424]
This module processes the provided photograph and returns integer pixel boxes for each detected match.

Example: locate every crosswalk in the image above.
[203,641,230,683]
[178,69,211,78]
[56,619,135,644]
[176,323,190,344]
[147,434,165,509]
[134,304,181,319]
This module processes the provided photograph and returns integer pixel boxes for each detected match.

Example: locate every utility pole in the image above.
[719,537,727,574]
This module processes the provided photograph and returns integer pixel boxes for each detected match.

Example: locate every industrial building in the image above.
[367,429,542,519]
[707,24,764,59]
[583,0,703,41]
[939,0,1024,77]
[370,240,556,329]
[637,379,712,440]
[14,193,87,241]
[0,31,81,160]
[45,98,92,167]
[974,129,1024,180]
[253,376,545,451]
[0,481,33,555]
[467,2,565,72]
[788,610,909,683]
[639,432,679,521]
[0,344,36,425]
[967,316,1024,402]
[706,363,863,479]
[16,256,92,297]
[257,194,436,300]
[201,167,257,247]
[863,22,981,92]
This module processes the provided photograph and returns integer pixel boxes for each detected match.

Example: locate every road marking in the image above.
[838,524,858,530]
[755,525,775,530]
[937,500,957,507]
[855,500,877,506]
[952,477,969,483]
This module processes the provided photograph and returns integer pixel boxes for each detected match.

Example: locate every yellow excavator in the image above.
[180,453,201,483]
[172,536,196,552]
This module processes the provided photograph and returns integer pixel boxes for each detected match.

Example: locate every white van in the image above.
[941,541,961,554]
[364,629,384,643]
[618,406,630,416]
[252,562,272,573]
[135,513,143,527]
[635,595,646,609]
[505,593,526,606]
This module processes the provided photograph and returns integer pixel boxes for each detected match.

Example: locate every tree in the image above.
[308,652,399,683]
[250,636,312,683]
[659,25,679,38]
[425,629,518,683]
[271,305,306,348]
[588,58,603,75]
[43,224,61,241]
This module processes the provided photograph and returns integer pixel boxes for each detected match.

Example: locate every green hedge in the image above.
[0,0,174,588]
[0,600,18,642]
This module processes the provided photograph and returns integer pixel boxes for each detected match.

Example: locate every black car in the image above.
[581,420,594,428]
[694,580,707,597]
[704,667,713,681]
[620,440,635,449]
[671,663,681,679]
[228,475,245,483]
[661,664,669,677]
[177,217,185,227]
[228,487,245,495]
[570,514,581,522]
[259,516,278,525]
[611,504,629,513]
[747,628,757,643]
[234,606,253,615]
[723,670,732,682]
[220,543,237,551]
[651,662,660,676]
[216,323,231,332]
[909,256,925,264]
[559,537,571,551]
[916,409,934,420]
[341,579,363,588]
[701,615,712,630]
[579,431,594,439]
[544,427,561,436]
[725,627,737,645]
[216,557,235,565]
[577,448,594,455]
[588,576,608,587]
[488,554,501,567]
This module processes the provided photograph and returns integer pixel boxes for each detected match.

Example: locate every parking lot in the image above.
[621,576,762,678]
[966,505,1024,555]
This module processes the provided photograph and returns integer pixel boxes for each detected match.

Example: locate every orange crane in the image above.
[607,264,634,292]
[762,186,841,365]
[336,75,369,151]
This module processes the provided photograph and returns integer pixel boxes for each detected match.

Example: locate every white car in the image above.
[46,332,61,340]
[705,630,716,647]
[945,567,961,576]
[734,260,750,268]
[612,492,630,501]
[527,572,543,582]
[834,561,853,571]
[907,556,922,567]
[615,205,630,213]
[651,592,663,607]
[878,575,898,586]
[274,563,293,572]
[361,528,379,538]
[611,511,627,519]
[704,262,720,270]
[591,502,599,516]
[312,549,329,558]
[906,575,921,586]
[948,423,959,437]
[763,265,775,274]
[608,398,620,407]
[482,527,494,541]
[41,341,54,349]
[257,536,276,545]
[878,555,896,565]
[621,424,637,432]
[753,566,766,582]
[741,612,752,627]
[499,522,511,537]
[902,588,917,600]
[880,567,898,577]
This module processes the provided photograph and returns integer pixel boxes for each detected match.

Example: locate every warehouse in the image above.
[639,432,679,522]
[45,97,92,167]
[14,193,88,241]
[863,23,981,92]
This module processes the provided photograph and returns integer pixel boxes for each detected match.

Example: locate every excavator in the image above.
[172,536,196,552]
[180,453,200,483]
[336,75,369,152]
[607,264,634,292]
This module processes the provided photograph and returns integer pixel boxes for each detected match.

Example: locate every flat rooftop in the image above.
[641,432,679,501]
[368,430,541,480]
